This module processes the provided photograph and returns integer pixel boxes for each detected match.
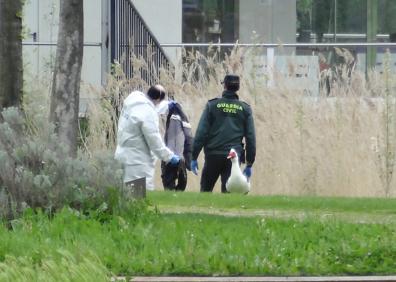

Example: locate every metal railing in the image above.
[157,42,396,93]
[110,0,172,85]
[296,33,391,41]
[22,42,101,47]
[160,42,396,48]
[160,42,396,72]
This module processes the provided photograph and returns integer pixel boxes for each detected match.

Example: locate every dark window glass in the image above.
[379,0,396,41]
[296,0,396,79]
[297,0,367,43]
[182,0,238,44]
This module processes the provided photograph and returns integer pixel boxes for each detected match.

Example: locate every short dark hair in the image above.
[147,85,165,100]
[223,75,240,92]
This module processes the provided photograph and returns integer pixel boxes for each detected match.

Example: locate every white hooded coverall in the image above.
[114,91,174,189]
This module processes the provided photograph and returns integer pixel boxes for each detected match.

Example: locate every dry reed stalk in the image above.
[79,46,396,197]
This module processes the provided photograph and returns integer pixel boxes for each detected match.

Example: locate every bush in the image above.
[0,107,124,221]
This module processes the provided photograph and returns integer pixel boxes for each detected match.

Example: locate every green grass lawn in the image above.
[148,191,396,214]
[1,192,396,279]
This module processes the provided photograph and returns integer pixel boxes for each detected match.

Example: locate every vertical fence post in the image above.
[266,47,275,87]
[367,0,378,72]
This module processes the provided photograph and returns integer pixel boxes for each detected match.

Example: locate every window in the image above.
[297,0,367,43]
[182,0,239,44]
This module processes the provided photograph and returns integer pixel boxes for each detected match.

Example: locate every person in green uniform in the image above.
[190,75,256,193]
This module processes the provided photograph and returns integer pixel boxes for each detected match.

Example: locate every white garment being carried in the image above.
[114,91,174,189]
[156,99,169,136]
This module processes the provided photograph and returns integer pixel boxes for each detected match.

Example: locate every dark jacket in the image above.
[192,90,256,166]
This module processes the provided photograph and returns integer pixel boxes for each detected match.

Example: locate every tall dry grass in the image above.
[81,46,396,197]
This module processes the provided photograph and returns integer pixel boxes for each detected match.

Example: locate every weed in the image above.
[0,249,110,282]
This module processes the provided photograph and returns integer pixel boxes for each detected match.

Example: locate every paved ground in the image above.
[113,276,396,282]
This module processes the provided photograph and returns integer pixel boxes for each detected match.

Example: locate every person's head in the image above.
[147,84,166,105]
[222,75,240,92]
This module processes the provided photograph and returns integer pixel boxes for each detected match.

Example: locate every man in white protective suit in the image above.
[114,85,181,190]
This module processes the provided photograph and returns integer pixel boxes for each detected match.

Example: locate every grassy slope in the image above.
[2,192,396,276]
[1,208,396,276]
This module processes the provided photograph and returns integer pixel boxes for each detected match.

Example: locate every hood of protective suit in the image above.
[114,91,173,166]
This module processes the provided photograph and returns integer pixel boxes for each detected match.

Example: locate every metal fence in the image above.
[110,0,172,85]
[158,42,396,96]
[160,42,396,73]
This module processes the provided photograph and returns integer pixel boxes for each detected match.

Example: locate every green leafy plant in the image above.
[0,107,124,222]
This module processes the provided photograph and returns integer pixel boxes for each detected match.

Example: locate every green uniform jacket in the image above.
[192,90,256,166]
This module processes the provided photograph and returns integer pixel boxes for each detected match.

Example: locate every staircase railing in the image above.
[110,0,172,85]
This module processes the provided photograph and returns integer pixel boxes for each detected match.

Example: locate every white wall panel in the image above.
[132,0,182,64]
[23,0,103,95]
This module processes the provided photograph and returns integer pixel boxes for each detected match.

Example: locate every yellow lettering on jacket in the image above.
[216,103,243,114]
[223,108,237,113]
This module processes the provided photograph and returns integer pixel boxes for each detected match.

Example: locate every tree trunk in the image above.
[0,0,23,110]
[49,0,84,157]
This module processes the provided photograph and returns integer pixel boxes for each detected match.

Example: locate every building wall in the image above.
[132,0,182,65]
[239,0,296,46]
[273,0,296,44]
[22,0,297,92]
[22,0,104,108]
[23,0,59,79]
[239,0,273,43]
[131,0,296,64]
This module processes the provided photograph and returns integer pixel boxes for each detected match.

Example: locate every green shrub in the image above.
[0,107,124,221]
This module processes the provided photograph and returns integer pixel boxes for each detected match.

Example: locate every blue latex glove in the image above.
[169,155,180,166]
[168,100,177,113]
[243,166,252,179]
[191,160,198,175]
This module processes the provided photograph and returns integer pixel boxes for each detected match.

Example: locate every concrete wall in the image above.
[131,0,296,63]
[239,0,296,46]
[273,0,296,44]
[132,0,182,65]
[22,0,104,107]
[22,0,297,92]
[22,0,183,96]
[239,0,273,43]
[23,0,59,79]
